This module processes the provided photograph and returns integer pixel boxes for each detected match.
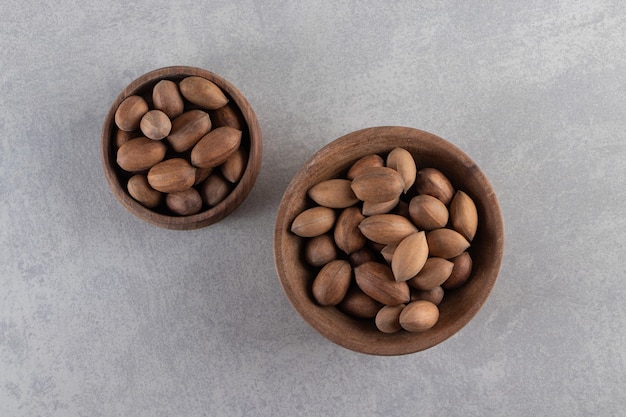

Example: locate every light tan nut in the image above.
[399,300,439,332]
[308,179,359,209]
[375,304,406,334]
[449,190,478,242]
[386,147,416,193]
[358,214,418,245]
[391,231,429,282]
[426,228,470,259]
[362,197,400,216]
[290,206,337,238]
[408,194,449,231]
[351,167,404,203]
[407,257,454,290]
[346,154,384,180]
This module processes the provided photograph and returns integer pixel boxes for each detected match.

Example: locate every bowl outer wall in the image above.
[273,126,504,355]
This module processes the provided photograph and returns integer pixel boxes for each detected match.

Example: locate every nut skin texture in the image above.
[199,174,232,207]
[358,214,418,245]
[407,257,454,290]
[408,194,449,231]
[291,206,337,238]
[194,167,213,185]
[354,261,410,306]
[147,158,196,193]
[426,228,471,259]
[311,260,353,306]
[116,136,167,172]
[338,285,383,319]
[348,248,380,267]
[221,147,247,183]
[152,80,184,119]
[308,179,359,209]
[304,234,338,267]
[362,197,400,216]
[191,126,242,169]
[399,300,440,332]
[346,154,384,180]
[167,110,212,153]
[386,147,416,193]
[114,128,139,149]
[375,304,406,334]
[115,95,149,131]
[442,251,473,290]
[449,190,478,242]
[179,76,229,109]
[127,174,162,208]
[415,168,455,205]
[140,110,172,140]
[351,167,405,203]
[165,187,203,216]
[334,206,367,254]
[210,103,245,130]
[410,286,445,305]
[391,231,429,282]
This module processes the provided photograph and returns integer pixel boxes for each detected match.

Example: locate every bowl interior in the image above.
[274,126,504,355]
[101,66,262,230]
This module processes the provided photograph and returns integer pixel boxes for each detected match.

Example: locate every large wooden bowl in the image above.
[101,66,262,230]
[274,127,504,355]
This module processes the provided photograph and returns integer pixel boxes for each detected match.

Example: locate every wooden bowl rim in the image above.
[273,126,504,355]
[100,66,262,230]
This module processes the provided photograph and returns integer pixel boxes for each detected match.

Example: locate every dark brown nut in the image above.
[338,285,383,319]
[199,174,232,207]
[442,251,473,290]
[165,187,203,216]
[304,234,338,267]
[410,286,445,305]
[221,147,247,183]
[210,103,245,130]
[334,206,367,254]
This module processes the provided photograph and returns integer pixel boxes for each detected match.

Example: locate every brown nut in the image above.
[152,79,184,119]
[354,261,410,306]
[312,260,352,306]
[140,110,172,140]
[391,231,429,282]
[308,179,359,209]
[408,194,449,231]
[210,102,244,130]
[165,187,203,216]
[167,110,212,153]
[386,147,416,193]
[410,286,445,305]
[358,214,418,245]
[179,76,229,110]
[191,126,242,169]
[415,168,454,205]
[194,167,213,185]
[399,300,439,332]
[199,174,232,207]
[290,206,336,238]
[304,234,338,267]
[449,190,478,242]
[346,154,384,180]
[407,257,454,290]
[442,251,473,290]
[147,158,196,193]
[426,228,470,259]
[338,285,383,319]
[221,147,247,183]
[351,166,405,203]
[375,304,406,334]
[334,206,367,254]
[348,248,380,267]
[116,136,167,172]
[115,95,149,131]
[362,197,400,216]
[127,174,162,208]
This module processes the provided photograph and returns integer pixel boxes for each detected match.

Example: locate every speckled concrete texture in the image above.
[2,1,625,416]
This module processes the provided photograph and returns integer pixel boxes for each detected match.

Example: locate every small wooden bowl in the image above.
[101,66,262,230]
[274,127,504,355]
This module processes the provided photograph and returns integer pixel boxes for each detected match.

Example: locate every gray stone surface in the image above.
[2,1,625,416]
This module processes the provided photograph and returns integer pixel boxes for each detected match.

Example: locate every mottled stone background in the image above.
[1,1,625,416]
